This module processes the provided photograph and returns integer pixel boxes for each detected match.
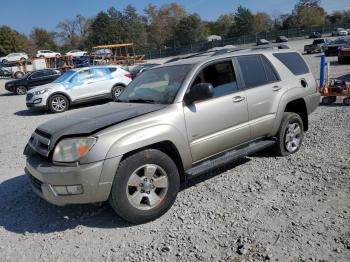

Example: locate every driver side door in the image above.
[183,59,250,163]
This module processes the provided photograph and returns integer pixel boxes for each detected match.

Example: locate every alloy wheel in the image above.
[51,96,67,112]
[285,122,301,153]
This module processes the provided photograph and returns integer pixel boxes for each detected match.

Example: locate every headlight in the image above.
[53,137,97,163]
[34,89,49,95]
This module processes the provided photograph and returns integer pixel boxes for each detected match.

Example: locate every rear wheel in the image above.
[15,86,27,95]
[2,59,8,64]
[20,57,26,62]
[343,97,350,106]
[109,149,180,224]
[271,112,304,156]
[111,85,125,101]
[322,96,333,105]
[48,94,69,113]
[14,71,24,79]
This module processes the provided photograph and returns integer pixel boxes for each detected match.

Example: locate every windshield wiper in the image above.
[128,99,158,104]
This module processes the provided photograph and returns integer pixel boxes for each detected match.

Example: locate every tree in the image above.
[254,12,272,32]
[56,14,90,50]
[209,14,235,37]
[86,11,113,47]
[291,0,326,27]
[145,3,186,49]
[174,13,206,46]
[30,28,57,51]
[234,6,255,34]
[0,26,29,56]
[327,10,350,25]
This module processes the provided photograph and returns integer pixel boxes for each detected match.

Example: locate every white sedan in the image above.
[65,50,88,57]
[0,52,28,63]
[36,50,61,58]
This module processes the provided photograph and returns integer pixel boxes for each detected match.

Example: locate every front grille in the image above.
[29,174,43,192]
[26,93,34,101]
[28,129,51,157]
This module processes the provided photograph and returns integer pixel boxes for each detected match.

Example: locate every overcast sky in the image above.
[1,0,349,34]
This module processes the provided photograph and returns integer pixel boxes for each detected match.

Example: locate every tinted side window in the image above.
[192,61,237,98]
[31,71,45,79]
[109,67,117,73]
[237,55,268,88]
[273,52,309,75]
[261,56,279,83]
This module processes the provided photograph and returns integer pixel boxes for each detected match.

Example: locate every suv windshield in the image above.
[118,64,192,104]
[53,70,75,83]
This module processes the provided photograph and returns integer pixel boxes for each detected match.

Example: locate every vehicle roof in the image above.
[69,65,120,72]
[160,45,294,67]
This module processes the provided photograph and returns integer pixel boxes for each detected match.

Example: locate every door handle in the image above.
[272,85,282,91]
[232,96,245,103]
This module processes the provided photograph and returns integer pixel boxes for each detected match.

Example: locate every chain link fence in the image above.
[140,24,350,60]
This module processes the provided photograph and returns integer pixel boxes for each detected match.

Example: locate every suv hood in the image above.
[28,83,62,93]
[36,102,167,150]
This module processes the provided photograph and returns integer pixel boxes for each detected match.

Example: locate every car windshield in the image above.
[53,70,75,83]
[118,64,192,104]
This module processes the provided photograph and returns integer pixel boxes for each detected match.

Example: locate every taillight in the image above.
[124,73,132,79]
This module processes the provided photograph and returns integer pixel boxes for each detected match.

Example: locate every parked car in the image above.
[0,63,12,77]
[304,38,331,54]
[325,37,350,56]
[26,65,132,113]
[5,69,61,95]
[309,31,322,38]
[276,36,288,43]
[66,50,88,57]
[73,56,92,68]
[36,50,61,58]
[331,28,348,36]
[338,47,350,64]
[130,63,160,79]
[257,39,270,45]
[24,47,320,224]
[92,49,113,56]
[0,52,28,63]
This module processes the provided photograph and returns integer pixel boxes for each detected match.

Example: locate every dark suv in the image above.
[5,69,61,95]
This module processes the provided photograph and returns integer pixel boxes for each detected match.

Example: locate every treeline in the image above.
[0,0,349,56]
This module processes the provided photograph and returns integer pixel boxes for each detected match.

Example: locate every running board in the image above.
[185,139,276,178]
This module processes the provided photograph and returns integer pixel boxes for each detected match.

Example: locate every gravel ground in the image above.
[0,38,349,262]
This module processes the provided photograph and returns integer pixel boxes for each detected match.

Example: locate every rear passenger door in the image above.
[235,54,282,138]
[183,60,250,163]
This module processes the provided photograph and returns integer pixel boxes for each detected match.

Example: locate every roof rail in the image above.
[212,47,246,56]
[251,44,290,50]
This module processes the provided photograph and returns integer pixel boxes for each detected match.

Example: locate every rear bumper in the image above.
[25,155,122,206]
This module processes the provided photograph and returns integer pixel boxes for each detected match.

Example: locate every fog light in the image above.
[67,185,83,195]
[53,185,83,195]
[33,98,42,104]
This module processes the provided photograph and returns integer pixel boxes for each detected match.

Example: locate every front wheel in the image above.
[271,112,304,156]
[343,97,350,106]
[111,85,125,101]
[48,94,69,113]
[109,149,180,224]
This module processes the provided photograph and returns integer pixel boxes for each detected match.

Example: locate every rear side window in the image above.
[109,67,117,73]
[261,56,279,83]
[273,52,309,75]
[237,55,270,88]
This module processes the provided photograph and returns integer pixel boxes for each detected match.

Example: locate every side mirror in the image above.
[185,83,214,104]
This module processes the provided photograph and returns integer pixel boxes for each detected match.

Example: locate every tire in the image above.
[271,112,304,156]
[2,59,8,64]
[343,97,350,106]
[14,86,27,95]
[111,85,125,101]
[40,55,45,59]
[306,51,311,54]
[109,149,180,224]
[20,57,26,62]
[322,96,333,105]
[14,71,24,79]
[48,94,69,113]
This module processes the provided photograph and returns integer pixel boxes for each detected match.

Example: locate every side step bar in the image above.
[185,139,276,178]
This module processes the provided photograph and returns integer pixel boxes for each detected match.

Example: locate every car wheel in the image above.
[20,57,26,62]
[49,94,69,113]
[14,71,24,79]
[343,97,350,106]
[56,54,60,57]
[111,85,125,101]
[40,55,45,59]
[322,96,333,105]
[15,86,27,95]
[2,59,8,64]
[271,112,304,156]
[306,51,311,54]
[109,149,180,224]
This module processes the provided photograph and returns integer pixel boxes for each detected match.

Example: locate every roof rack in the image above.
[251,44,290,50]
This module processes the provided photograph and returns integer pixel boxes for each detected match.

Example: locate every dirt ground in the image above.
[0,38,349,262]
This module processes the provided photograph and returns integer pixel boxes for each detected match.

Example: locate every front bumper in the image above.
[26,93,48,109]
[25,155,122,206]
